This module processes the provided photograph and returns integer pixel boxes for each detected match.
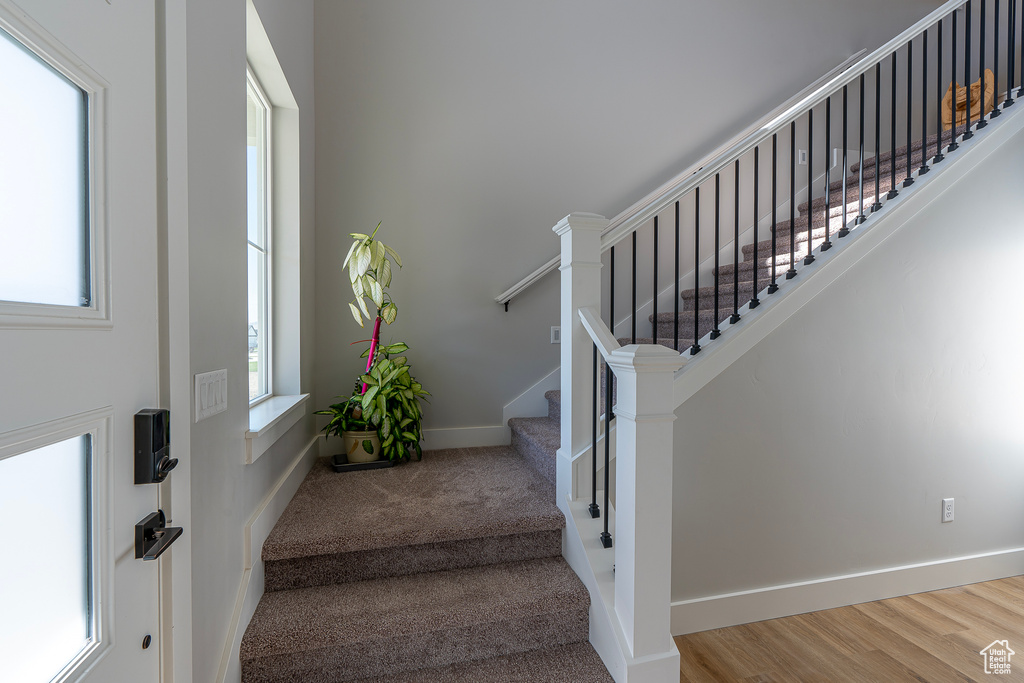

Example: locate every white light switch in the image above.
[195,369,228,422]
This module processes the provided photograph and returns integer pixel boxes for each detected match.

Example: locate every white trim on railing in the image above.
[494,48,868,308]
[597,0,966,255]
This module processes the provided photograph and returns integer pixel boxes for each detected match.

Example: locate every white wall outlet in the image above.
[798,149,808,165]
[195,369,228,422]
[942,498,954,523]
[551,326,561,344]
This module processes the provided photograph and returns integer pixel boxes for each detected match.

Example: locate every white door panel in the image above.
[0,1,164,681]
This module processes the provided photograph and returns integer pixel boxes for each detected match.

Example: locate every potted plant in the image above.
[315,223,429,466]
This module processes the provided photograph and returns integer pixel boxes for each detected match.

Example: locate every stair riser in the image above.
[264,529,563,592]
[510,424,557,485]
[241,609,590,683]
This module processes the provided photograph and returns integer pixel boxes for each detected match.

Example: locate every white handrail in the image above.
[579,307,621,362]
[497,0,967,307]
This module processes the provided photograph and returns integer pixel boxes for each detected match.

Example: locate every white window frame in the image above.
[0,6,110,330]
[0,408,114,682]
[247,65,273,406]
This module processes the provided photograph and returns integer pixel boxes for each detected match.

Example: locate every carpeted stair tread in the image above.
[262,448,562,563]
[508,416,560,485]
[798,171,900,216]
[544,389,561,422]
[852,128,957,176]
[240,557,590,683]
[682,278,773,311]
[741,223,839,261]
[349,641,613,683]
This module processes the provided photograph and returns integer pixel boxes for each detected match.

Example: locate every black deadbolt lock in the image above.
[135,409,177,484]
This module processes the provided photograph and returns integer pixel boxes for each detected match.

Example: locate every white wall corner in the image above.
[216,436,318,683]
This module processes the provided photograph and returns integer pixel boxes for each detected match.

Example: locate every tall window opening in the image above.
[247,68,271,403]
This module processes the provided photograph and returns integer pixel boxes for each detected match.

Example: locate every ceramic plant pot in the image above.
[342,430,381,463]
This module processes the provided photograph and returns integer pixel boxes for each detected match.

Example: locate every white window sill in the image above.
[245,393,309,464]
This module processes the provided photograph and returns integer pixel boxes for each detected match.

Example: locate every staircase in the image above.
[645,129,960,348]
[239,397,614,682]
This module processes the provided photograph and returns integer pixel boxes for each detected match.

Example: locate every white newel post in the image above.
[606,344,684,675]
[553,213,609,509]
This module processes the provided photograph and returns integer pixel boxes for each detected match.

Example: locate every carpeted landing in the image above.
[241,394,614,683]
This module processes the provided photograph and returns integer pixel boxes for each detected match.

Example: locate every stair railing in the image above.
[555,0,1019,678]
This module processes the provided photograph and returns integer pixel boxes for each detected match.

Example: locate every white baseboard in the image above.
[215,436,319,683]
[672,546,1024,635]
[421,425,510,449]
[503,366,560,423]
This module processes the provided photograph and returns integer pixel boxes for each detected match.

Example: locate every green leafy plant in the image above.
[316,223,429,461]
[356,341,429,460]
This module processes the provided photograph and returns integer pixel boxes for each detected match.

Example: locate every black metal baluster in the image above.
[840,86,850,238]
[601,356,612,549]
[711,174,722,338]
[993,0,1002,117]
[731,159,741,323]
[856,74,867,225]
[590,344,599,519]
[869,64,881,211]
[805,109,815,265]
[674,200,680,351]
[787,121,797,279]
[631,232,636,344]
[905,39,916,187]
[980,0,990,128]
[966,1,975,139]
[652,217,658,346]
[950,10,961,152]
[889,52,899,198]
[768,134,780,293]
[935,19,947,163]
[751,146,762,306]
[823,97,834,251]
[1007,0,1016,107]
[691,189,701,355]
[603,245,614,548]
[921,31,931,176]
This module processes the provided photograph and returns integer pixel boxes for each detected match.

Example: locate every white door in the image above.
[0,1,166,681]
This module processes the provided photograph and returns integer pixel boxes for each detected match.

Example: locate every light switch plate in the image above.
[195,369,227,422]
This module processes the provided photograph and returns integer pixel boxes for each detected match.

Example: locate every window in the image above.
[0,26,89,309]
[247,68,271,403]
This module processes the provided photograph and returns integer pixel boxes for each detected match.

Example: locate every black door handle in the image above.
[135,510,183,561]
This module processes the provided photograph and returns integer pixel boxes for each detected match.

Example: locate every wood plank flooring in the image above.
[675,575,1024,682]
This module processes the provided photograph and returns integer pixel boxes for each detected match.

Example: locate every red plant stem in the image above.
[362,314,383,394]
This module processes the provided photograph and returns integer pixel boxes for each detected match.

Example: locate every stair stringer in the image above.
[668,93,1024,414]
[559,494,681,683]
[559,93,1024,679]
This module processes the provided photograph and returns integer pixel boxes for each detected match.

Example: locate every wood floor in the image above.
[675,575,1024,682]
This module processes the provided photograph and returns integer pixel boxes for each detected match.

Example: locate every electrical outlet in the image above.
[798,149,807,165]
[551,326,561,344]
[942,498,954,523]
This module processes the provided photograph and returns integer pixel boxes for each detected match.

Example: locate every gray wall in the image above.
[313,0,945,434]
[672,123,1024,601]
[183,1,316,680]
